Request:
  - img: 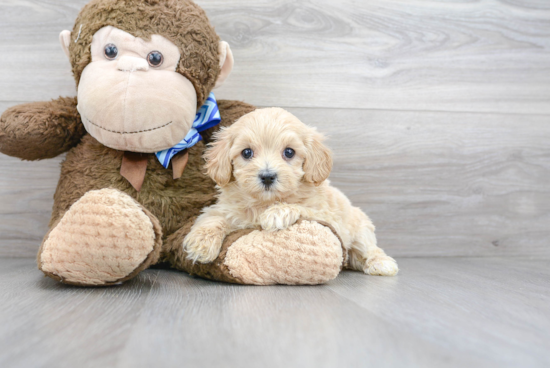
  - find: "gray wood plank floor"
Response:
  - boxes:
[0,257,548,368]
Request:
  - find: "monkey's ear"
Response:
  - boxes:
[59,30,72,59]
[214,41,234,89]
[204,128,234,187]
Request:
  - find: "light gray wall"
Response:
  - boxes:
[1,0,549,257]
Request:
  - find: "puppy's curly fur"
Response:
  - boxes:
[184,108,398,276]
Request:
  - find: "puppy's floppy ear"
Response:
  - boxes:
[205,128,233,186]
[303,129,333,185]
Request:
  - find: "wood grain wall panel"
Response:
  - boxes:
[0,101,63,256]
[0,1,549,113]
[1,102,548,257]
[0,1,548,257]
[288,108,550,258]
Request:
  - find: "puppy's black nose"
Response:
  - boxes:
[259,173,277,187]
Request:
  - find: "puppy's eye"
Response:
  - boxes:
[147,51,164,67]
[104,44,118,60]
[284,148,295,159]
[242,148,253,159]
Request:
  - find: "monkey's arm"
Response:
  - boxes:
[0,97,86,160]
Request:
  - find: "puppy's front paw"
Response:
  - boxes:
[183,227,225,264]
[260,204,301,231]
[364,255,399,276]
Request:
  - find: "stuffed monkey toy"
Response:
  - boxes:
[0,0,345,286]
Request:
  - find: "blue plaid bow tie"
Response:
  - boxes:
[156,92,221,168]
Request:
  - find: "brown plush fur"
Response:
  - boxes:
[50,99,256,240]
[0,0,347,286]
[0,97,86,160]
[32,98,254,285]
[69,0,221,107]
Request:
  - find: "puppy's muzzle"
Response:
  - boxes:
[259,172,277,189]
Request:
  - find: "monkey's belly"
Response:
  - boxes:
[50,134,217,239]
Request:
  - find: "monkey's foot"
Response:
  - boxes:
[224,220,343,285]
[176,220,344,285]
[38,188,163,286]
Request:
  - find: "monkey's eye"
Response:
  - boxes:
[284,148,295,159]
[147,51,164,67]
[104,44,118,60]
[241,148,253,160]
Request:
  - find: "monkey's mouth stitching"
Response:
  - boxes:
[82,115,173,135]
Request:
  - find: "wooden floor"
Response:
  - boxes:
[1,1,549,367]
[0,257,548,368]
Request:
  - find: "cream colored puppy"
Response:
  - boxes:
[183,108,398,276]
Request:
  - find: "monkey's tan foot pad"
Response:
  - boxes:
[38,188,163,286]
[224,220,344,285]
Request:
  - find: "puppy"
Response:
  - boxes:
[183,108,398,276]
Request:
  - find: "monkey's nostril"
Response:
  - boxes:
[259,173,277,187]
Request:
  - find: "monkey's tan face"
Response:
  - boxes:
[76,26,197,152]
